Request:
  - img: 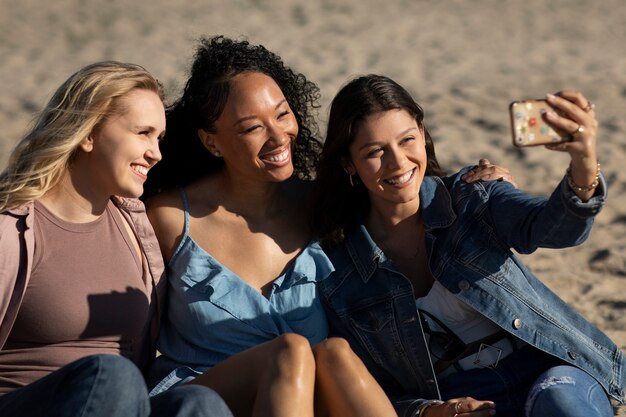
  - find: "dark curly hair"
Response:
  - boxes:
[310,74,445,247]
[144,35,322,197]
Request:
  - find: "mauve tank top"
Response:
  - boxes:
[0,200,152,394]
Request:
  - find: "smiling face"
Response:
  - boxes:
[347,109,427,210]
[200,71,299,183]
[82,88,165,199]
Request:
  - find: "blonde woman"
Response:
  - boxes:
[0,61,232,417]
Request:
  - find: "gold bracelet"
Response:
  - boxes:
[566,161,600,192]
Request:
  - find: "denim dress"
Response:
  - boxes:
[149,190,334,395]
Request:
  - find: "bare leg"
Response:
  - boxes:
[190,333,316,417]
[313,338,397,417]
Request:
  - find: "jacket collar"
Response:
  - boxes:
[111,196,146,213]
[344,175,457,283]
[419,175,457,231]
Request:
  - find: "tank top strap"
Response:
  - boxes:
[178,187,190,236]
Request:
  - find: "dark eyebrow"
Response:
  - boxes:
[232,99,288,127]
[357,126,418,151]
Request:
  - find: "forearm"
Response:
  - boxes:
[488,172,606,254]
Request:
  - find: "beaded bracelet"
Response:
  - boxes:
[566,161,600,193]
[416,400,445,417]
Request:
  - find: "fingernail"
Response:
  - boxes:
[546,93,556,100]
[545,111,556,119]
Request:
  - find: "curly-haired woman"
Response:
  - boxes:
[143,36,399,417]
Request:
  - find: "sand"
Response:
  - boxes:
[1,0,625,412]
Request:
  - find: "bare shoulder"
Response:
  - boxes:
[145,188,185,262]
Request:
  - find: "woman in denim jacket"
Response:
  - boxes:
[310,74,624,417]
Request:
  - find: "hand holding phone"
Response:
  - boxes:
[509,99,565,147]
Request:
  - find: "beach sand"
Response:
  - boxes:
[1,0,625,412]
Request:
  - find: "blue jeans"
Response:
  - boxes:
[0,355,233,417]
[438,346,613,417]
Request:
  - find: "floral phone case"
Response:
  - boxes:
[509,99,563,147]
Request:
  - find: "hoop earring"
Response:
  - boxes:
[349,174,356,187]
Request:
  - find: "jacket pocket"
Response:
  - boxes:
[347,298,405,366]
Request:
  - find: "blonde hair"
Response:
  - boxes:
[0,61,164,212]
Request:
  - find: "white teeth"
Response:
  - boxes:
[263,148,289,162]
[385,169,413,185]
[131,165,148,176]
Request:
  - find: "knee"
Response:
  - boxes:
[313,337,354,368]
[271,333,315,376]
[525,365,612,417]
[274,333,315,362]
[68,355,142,380]
[88,355,146,389]
[59,355,149,414]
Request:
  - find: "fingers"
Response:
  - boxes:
[437,397,496,417]
[542,91,597,160]
[544,92,596,132]
[555,90,596,118]
[462,161,518,188]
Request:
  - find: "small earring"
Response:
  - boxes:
[213,150,221,157]
[343,167,357,187]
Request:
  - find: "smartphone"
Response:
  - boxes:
[509,99,564,147]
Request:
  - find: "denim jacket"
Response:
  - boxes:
[319,167,625,417]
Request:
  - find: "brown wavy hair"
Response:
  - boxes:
[310,74,445,246]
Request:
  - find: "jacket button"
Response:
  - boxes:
[458,280,470,291]
[512,318,523,329]
[568,351,578,360]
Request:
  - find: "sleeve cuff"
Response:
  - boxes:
[559,172,607,218]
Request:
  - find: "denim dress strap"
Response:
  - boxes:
[165,187,192,265]
[178,187,190,237]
